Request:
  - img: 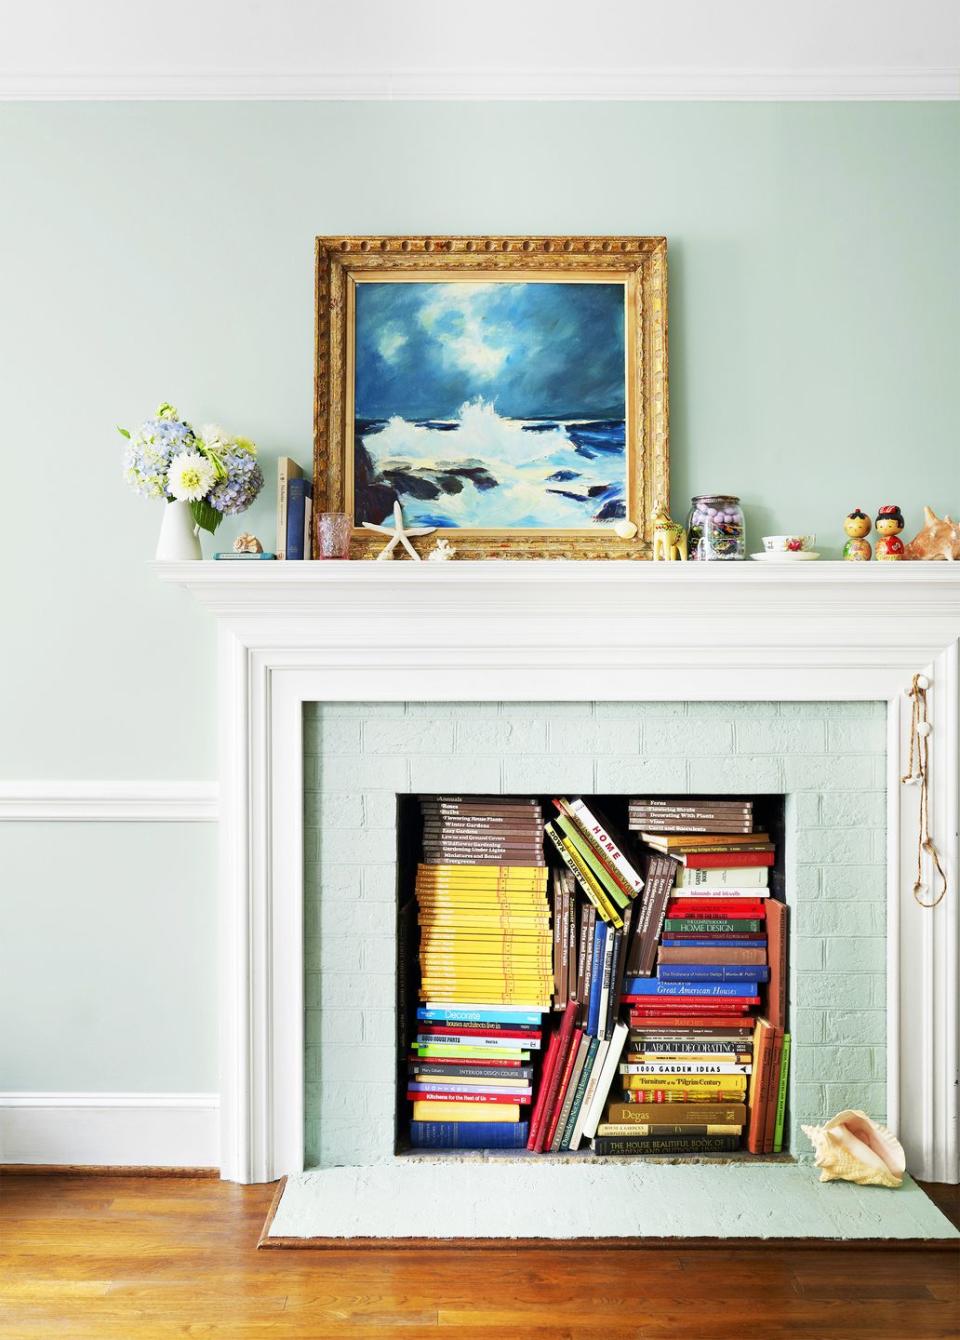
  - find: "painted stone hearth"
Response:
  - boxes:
[302,699,886,1169]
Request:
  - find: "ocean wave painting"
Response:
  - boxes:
[353,281,627,529]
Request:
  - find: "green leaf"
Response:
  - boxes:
[117,426,131,438]
[190,499,223,534]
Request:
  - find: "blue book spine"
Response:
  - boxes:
[416,1007,542,1026]
[661,939,767,949]
[586,920,607,1036]
[658,965,770,982]
[409,1121,530,1149]
[286,478,312,560]
[623,978,760,997]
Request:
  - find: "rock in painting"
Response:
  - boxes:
[904,506,960,561]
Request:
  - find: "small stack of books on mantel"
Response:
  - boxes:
[409,797,552,1150]
[588,796,790,1157]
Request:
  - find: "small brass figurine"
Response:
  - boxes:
[651,498,687,561]
[875,505,905,561]
[842,508,872,561]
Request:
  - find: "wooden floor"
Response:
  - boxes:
[0,1173,957,1339]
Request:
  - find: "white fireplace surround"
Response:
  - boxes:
[158,561,960,1185]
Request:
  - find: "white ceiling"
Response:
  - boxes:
[1,0,957,99]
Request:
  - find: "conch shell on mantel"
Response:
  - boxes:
[904,507,960,561]
[802,1110,906,1188]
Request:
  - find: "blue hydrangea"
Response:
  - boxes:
[207,445,265,515]
[122,406,197,500]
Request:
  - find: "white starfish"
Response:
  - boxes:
[362,501,436,562]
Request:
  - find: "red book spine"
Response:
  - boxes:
[746,1024,775,1153]
[667,901,766,917]
[526,1001,574,1150]
[408,1090,524,1105]
[532,1001,579,1153]
[683,851,775,869]
[415,1055,521,1067]
[424,1025,541,1041]
[622,998,759,1010]
[629,1015,756,1029]
[543,1027,584,1150]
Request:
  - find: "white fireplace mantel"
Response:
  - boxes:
[157,561,960,1184]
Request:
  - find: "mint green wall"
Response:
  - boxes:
[0,102,954,1094]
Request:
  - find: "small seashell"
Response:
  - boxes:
[802,1110,905,1189]
[426,537,457,562]
[614,520,638,540]
[234,532,263,554]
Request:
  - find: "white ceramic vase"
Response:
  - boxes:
[155,500,202,561]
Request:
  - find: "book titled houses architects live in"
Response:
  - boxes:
[406,792,789,1157]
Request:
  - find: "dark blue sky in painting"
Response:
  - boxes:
[354,281,626,421]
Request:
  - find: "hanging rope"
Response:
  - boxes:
[901,673,948,908]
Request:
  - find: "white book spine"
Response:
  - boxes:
[581,1022,629,1140]
[570,799,644,893]
[675,865,769,889]
[670,888,770,898]
[619,1062,752,1075]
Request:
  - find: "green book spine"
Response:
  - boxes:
[773,1032,791,1152]
[559,1036,600,1150]
[663,919,763,933]
[556,815,630,910]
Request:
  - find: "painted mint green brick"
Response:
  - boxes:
[502,755,594,793]
[796,827,883,866]
[792,1009,826,1044]
[457,718,547,754]
[643,718,731,756]
[790,864,821,902]
[825,938,887,973]
[361,865,399,900]
[547,719,640,755]
[310,702,405,718]
[596,700,686,718]
[794,938,825,971]
[362,938,396,974]
[795,793,821,827]
[408,754,502,792]
[364,718,455,754]
[794,1082,827,1120]
[595,756,686,792]
[320,1043,393,1083]
[304,793,364,830]
[735,718,826,754]
[827,717,887,755]
[301,864,362,911]
[819,792,886,828]
[407,701,500,718]
[315,756,410,793]
[500,701,595,719]
[305,718,362,754]
[797,973,884,1010]
[305,1083,368,1119]
[823,1010,887,1046]
[795,1045,880,1083]
[319,937,363,972]
[784,754,885,791]
[363,793,398,829]
[694,701,779,720]
[820,865,886,902]
[824,1081,886,1117]
[318,826,395,865]
[687,755,782,792]
[781,701,882,723]
[318,972,394,1010]
[803,903,885,936]
[310,1009,356,1044]
[361,1010,396,1045]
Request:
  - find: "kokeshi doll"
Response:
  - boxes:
[875,505,905,560]
[842,508,872,561]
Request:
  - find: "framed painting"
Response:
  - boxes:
[314,236,668,558]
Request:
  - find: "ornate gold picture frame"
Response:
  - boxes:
[314,236,668,559]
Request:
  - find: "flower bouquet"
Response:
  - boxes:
[120,403,264,558]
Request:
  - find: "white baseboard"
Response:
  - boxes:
[0,1093,219,1168]
[0,782,219,822]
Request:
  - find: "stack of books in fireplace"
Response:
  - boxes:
[408,796,552,1150]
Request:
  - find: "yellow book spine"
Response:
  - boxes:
[418,864,548,880]
[622,1075,747,1091]
[412,1101,520,1123]
[559,837,622,927]
[415,1045,527,1059]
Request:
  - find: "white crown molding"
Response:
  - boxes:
[0,1093,219,1167]
[1,66,957,102]
[0,781,219,822]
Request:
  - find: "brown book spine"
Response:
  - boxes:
[606,1101,747,1125]
[765,898,788,1032]
[657,947,767,965]
[746,1022,775,1154]
[625,855,677,978]
[762,1030,784,1154]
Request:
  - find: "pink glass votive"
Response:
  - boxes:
[316,511,352,559]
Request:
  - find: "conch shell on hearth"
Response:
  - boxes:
[904,507,960,561]
[801,1110,905,1188]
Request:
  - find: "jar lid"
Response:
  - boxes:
[691,494,740,503]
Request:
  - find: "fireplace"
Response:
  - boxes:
[158,561,960,1185]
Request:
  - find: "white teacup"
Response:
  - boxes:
[763,534,816,553]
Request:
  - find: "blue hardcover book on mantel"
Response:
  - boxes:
[661,939,766,950]
[286,477,312,560]
[417,1007,542,1026]
[586,919,607,1036]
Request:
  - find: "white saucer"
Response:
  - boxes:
[750,550,821,562]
